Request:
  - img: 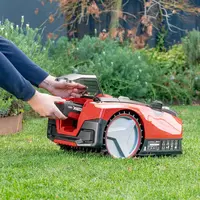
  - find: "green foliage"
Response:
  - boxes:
[51,36,154,100]
[0,90,12,117]
[0,18,53,73]
[182,30,200,65]
[0,89,24,117]
[155,26,168,52]
[146,44,186,71]
[51,36,195,104]
[144,44,195,104]
[1,18,199,105]
[47,36,155,101]
[47,37,76,76]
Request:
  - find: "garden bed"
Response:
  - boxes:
[0,113,23,135]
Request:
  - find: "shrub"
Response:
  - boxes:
[0,18,53,73]
[47,37,76,76]
[0,89,24,117]
[145,44,186,72]
[0,18,197,105]
[50,36,195,104]
[150,66,195,104]
[62,36,154,101]
[47,36,121,76]
[182,30,200,65]
[143,44,196,104]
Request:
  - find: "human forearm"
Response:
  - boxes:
[0,52,35,101]
[0,36,48,87]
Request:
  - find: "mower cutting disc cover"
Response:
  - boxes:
[47,74,183,158]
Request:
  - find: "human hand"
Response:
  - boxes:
[27,91,67,120]
[39,75,87,98]
[50,79,87,98]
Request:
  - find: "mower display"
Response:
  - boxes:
[47,74,183,158]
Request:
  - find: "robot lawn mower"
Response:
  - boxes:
[47,74,183,158]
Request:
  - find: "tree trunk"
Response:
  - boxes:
[109,0,122,38]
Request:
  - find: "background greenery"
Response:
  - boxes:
[1,18,200,116]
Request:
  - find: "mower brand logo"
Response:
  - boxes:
[73,106,82,112]
[68,105,82,112]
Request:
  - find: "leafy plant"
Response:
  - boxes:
[0,17,53,74]
[48,35,197,104]
[142,44,196,104]
[1,18,198,105]
[155,25,168,52]
[0,89,24,117]
[67,36,155,101]
[0,92,12,117]
[182,30,200,65]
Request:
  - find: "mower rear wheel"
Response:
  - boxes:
[105,111,142,158]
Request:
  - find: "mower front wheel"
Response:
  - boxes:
[105,111,142,158]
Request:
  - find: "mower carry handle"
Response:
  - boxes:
[55,101,82,118]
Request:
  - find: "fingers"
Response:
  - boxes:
[55,80,87,89]
[76,83,87,89]
[52,97,67,120]
[28,91,68,120]
[72,88,88,94]
[72,88,84,94]
[70,93,82,98]
[47,113,66,120]
[44,108,67,120]
[48,105,67,120]
[64,81,87,89]
[54,96,66,103]
[53,109,67,120]
[46,113,57,119]
[45,96,67,120]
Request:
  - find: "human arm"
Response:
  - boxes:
[0,51,66,120]
[0,36,87,98]
[0,36,86,119]
[0,36,48,87]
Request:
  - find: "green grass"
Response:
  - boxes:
[0,106,200,200]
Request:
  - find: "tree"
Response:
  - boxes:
[39,0,200,48]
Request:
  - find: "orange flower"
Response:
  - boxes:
[49,14,55,23]
[47,33,53,39]
[87,1,100,18]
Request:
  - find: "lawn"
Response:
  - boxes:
[0,106,200,200]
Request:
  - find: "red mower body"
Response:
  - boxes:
[47,74,183,158]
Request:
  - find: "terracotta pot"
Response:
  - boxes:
[0,113,23,135]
